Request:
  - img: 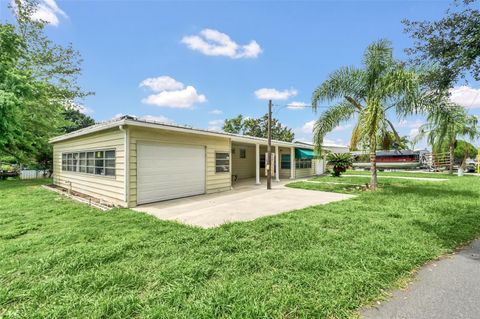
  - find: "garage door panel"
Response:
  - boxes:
[137,143,206,204]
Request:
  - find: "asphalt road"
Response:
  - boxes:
[362,239,480,319]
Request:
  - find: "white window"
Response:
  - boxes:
[215,152,230,173]
[61,150,116,176]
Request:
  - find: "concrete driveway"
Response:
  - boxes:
[133,179,354,228]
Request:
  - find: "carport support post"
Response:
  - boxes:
[267,100,272,190]
[255,143,261,184]
[290,147,295,179]
[275,145,280,182]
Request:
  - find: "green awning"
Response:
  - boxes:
[295,148,314,159]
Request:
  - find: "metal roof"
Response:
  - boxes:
[294,141,349,149]
[49,116,312,149]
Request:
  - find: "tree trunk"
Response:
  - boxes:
[449,143,454,174]
[461,148,469,170]
[370,151,378,189]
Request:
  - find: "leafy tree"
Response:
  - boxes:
[0,0,89,165]
[403,0,480,90]
[453,140,477,168]
[222,114,295,142]
[222,115,244,134]
[62,107,96,133]
[416,104,479,173]
[312,40,420,189]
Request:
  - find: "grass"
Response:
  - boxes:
[342,169,455,179]
[1,174,479,318]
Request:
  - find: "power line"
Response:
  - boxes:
[271,103,331,115]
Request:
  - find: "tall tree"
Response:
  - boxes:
[0,0,89,164]
[453,140,478,168]
[62,107,96,133]
[312,40,420,189]
[222,114,295,142]
[403,0,480,91]
[222,115,244,134]
[416,104,478,173]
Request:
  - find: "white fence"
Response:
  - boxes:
[20,170,49,180]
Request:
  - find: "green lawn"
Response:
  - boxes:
[1,175,479,318]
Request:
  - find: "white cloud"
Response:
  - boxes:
[449,86,480,109]
[300,120,316,134]
[397,119,424,129]
[208,119,224,131]
[254,88,298,100]
[74,104,93,114]
[63,101,93,114]
[140,76,206,109]
[396,119,425,140]
[16,0,67,26]
[409,128,420,139]
[209,109,223,115]
[287,101,308,110]
[139,76,184,92]
[333,124,352,132]
[182,28,262,59]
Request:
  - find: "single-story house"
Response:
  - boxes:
[49,116,327,208]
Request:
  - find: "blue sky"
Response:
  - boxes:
[1,0,479,148]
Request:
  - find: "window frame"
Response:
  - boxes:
[295,158,312,169]
[260,154,266,168]
[61,148,116,177]
[281,154,291,169]
[215,151,230,173]
[239,148,246,159]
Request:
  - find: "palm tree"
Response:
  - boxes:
[416,104,478,174]
[311,40,420,189]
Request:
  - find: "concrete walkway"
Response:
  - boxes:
[343,174,448,181]
[134,179,354,228]
[362,239,480,319]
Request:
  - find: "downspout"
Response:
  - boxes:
[119,125,129,206]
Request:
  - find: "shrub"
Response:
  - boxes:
[326,153,353,177]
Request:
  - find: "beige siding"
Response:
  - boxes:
[128,127,231,207]
[295,166,315,178]
[279,147,293,179]
[52,128,126,207]
[231,145,255,179]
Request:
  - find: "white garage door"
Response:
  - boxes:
[137,143,206,204]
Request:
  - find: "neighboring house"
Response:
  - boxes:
[294,141,349,175]
[49,116,318,207]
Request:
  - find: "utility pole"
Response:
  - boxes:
[267,100,272,190]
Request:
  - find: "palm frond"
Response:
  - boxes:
[313,101,357,154]
[386,119,401,144]
[311,66,365,110]
[349,120,362,151]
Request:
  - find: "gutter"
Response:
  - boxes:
[118,125,129,205]
[49,117,311,149]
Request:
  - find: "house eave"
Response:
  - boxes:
[49,117,313,149]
